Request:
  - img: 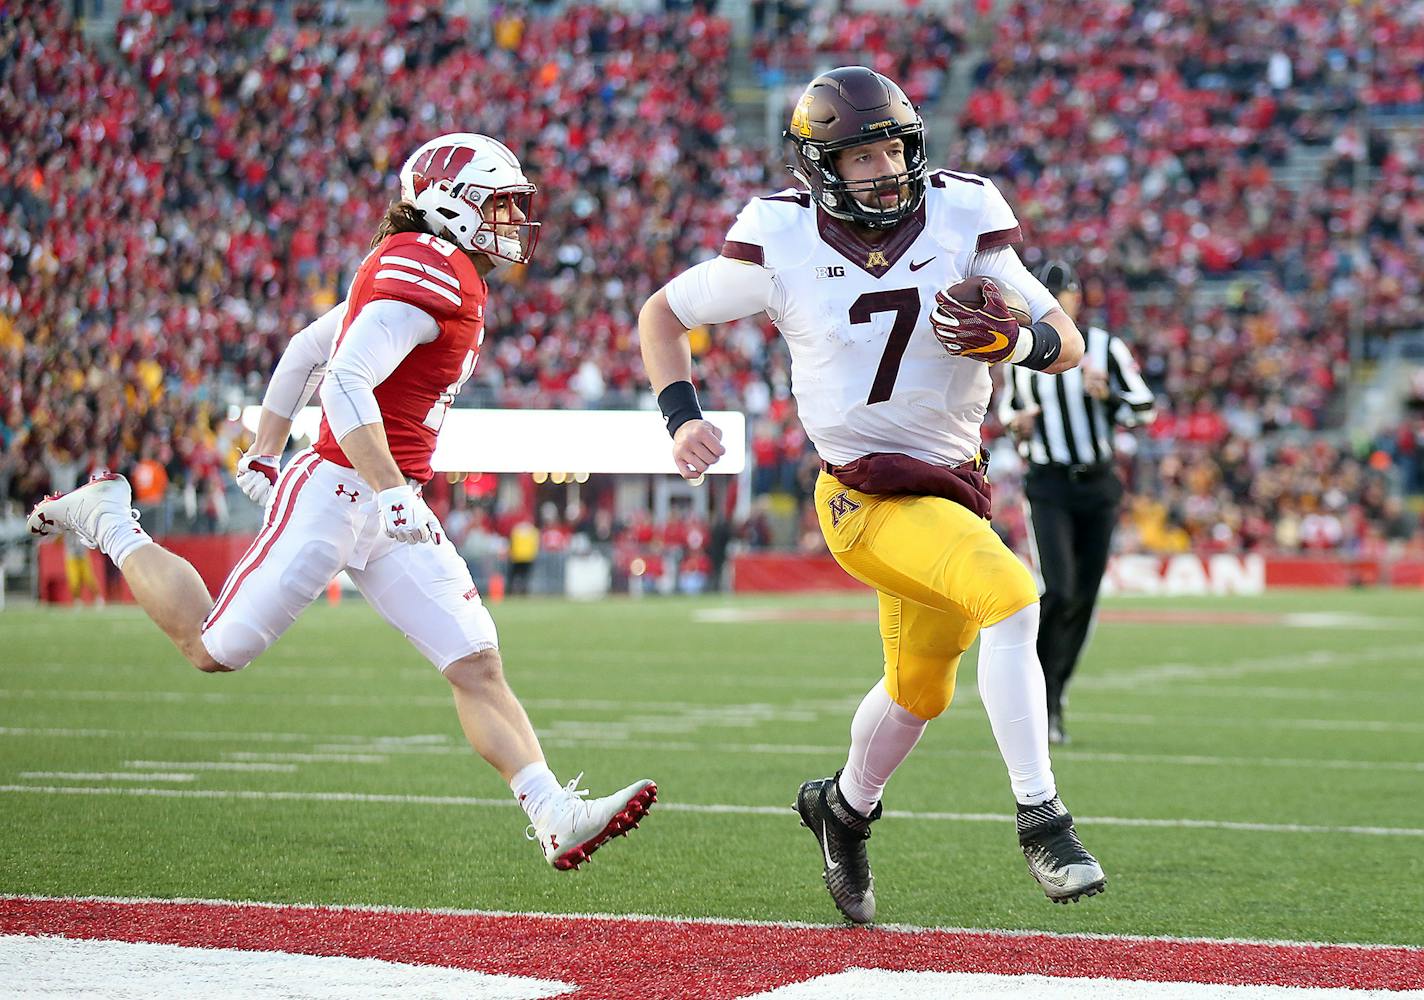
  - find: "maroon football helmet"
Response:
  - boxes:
[784,66,928,229]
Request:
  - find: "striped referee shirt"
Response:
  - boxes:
[999,326,1156,467]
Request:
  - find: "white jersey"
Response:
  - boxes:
[666,170,1058,466]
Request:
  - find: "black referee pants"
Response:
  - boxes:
[1024,465,1123,717]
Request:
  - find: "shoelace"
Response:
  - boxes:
[1028,827,1096,867]
[68,504,139,550]
[524,772,591,842]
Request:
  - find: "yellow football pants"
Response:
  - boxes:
[65,551,100,602]
[815,470,1038,721]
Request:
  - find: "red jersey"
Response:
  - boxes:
[314,231,487,482]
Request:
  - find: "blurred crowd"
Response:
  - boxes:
[2,0,1421,577]
[749,3,969,110]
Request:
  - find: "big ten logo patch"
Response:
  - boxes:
[826,489,862,528]
[815,265,846,279]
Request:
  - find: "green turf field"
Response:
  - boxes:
[2,590,1421,945]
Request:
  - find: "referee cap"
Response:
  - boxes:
[1036,259,1080,296]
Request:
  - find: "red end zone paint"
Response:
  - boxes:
[2,897,1421,999]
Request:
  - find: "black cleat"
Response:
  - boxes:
[794,772,880,924]
[1017,795,1106,903]
[1047,712,1069,746]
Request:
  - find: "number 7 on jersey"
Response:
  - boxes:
[854,288,922,405]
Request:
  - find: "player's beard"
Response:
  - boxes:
[853,182,910,213]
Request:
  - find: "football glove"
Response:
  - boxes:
[235,452,281,506]
[930,277,1022,365]
[376,484,442,545]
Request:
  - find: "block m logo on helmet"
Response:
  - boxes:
[407,145,478,197]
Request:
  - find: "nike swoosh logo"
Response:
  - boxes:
[820,819,839,871]
[965,331,1010,356]
[909,257,936,272]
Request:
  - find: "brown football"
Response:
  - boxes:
[944,277,1032,325]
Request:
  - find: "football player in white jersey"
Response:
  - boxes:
[639,67,1106,922]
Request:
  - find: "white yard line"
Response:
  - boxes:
[0,725,331,743]
[0,784,1419,838]
[1101,684,1403,704]
[3,726,1419,776]
[222,752,390,764]
[0,688,455,709]
[539,736,1424,774]
[1069,712,1424,734]
[1086,646,1417,689]
[16,772,196,783]
[4,690,1420,735]
[124,760,299,773]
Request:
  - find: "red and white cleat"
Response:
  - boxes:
[527,775,657,871]
[27,473,139,549]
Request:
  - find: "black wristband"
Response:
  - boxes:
[1019,320,1063,371]
[657,380,703,438]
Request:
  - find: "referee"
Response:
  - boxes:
[1000,260,1156,745]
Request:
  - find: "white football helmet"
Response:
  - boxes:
[399,133,540,265]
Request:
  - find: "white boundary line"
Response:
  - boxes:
[2,893,1419,953]
[1,784,1419,838]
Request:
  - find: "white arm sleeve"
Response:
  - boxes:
[663,256,780,329]
[970,246,1059,323]
[320,299,440,441]
[261,302,345,419]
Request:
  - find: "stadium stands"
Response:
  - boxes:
[2,0,1420,583]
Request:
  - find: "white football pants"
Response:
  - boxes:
[199,449,497,671]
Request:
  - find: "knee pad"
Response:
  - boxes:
[885,651,964,721]
[199,621,263,671]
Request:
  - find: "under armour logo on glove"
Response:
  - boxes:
[376,486,440,544]
[235,452,281,506]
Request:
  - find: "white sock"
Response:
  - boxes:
[839,681,928,817]
[97,513,153,571]
[977,603,1056,805]
[510,761,563,824]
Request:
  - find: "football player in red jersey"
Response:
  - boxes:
[28,134,655,870]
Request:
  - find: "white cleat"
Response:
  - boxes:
[526,774,657,871]
[27,473,139,549]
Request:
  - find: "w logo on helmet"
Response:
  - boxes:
[407,145,477,196]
